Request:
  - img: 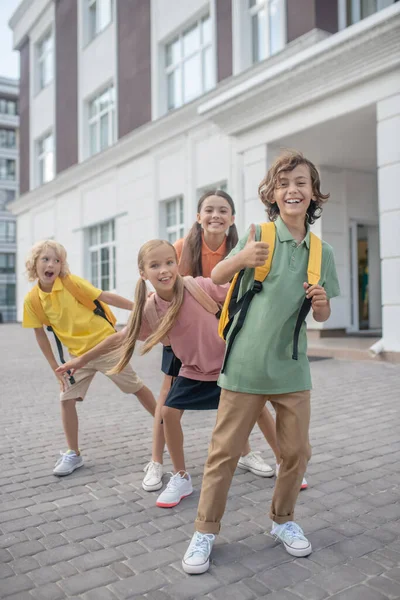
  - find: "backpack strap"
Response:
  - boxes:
[253,222,276,282]
[62,275,117,328]
[29,285,51,327]
[292,232,323,360]
[183,276,221,316]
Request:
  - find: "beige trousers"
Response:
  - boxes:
[195,388,311,533]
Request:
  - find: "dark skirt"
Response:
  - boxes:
[165,376,220,410]
[161,346,182,377]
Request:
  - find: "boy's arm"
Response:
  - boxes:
[55,329,127,375]
[97,291,133,311]
[304,283,331,322]
[212,224,269,285]
[34,328,69,391]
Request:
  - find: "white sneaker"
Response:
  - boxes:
[275,463,308,490]
[53,450,83,476]
[142,461,163,492]
[156,472,193,508]
[238,451,274,477]
[271,521,312,557]
[182,532,215,574]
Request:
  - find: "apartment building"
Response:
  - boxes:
[9,0,400,355]
[0,77,19,323]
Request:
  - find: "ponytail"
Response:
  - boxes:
[178,222,203,277]
[225,223,239,255]
[109,278,148,374]
[142,275,185,353]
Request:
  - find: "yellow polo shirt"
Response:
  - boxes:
[23,274,115,356]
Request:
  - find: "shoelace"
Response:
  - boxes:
[165,472,187,491]
[187,533,212,558]
[144,461,162,478]
[56,451,77,464]
[281,522,306,542]
[247,451,265,464]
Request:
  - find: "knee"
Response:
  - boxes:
[161,405,178,423]
[282,443,311,465]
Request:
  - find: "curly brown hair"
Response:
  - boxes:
[258,150,329,224]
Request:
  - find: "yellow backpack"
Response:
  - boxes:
[28,275,117,383]
[218,222,322,373]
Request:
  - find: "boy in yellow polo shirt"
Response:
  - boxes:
[23,240,156,477]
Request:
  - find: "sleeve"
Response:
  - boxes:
[22,294,43,329]
[69,274,102,301]
[174,238,185,263]
[195,277,230,304]
[321,246,341,300]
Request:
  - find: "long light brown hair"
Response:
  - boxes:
[178,190,238,277]
[110,240,185,374]
[258,150,329,224]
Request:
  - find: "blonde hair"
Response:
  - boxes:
[258,150,329,224]
[25,240,70,282]
[110,240,185,374]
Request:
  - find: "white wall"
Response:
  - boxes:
[29,2,55,189]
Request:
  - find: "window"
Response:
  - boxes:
[0,253,16,274]
[87,0,113,42]
[0,98,18,116]
[249,0,285,63]
[0,190,15,211]
[0,221,16,243]
[342,0,396,26]
[0,129,16,149]
[165,15,214,111]
[37,133,54,185]
[165,197,184,243]
[88,86,115,157]
[37,30,53,91]
[88,220,116,290]
[0,159,16,181]
[0,284,16,306]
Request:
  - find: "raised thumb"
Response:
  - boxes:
[247,224,256,244]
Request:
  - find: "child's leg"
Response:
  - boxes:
[135,384,157,416]
[61,398,79,453]
[195,390,266,534]
[269,391,311,524]
[151,374,171,464]
[162,405,185,473]
[256,405,280,463]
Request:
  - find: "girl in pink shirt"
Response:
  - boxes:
[58,239,280,508]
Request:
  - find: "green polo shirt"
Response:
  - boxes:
[218,217,341,395]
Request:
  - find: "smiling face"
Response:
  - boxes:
[36,247,62,290]
[140,244,179,300]
[271,164,314,221]
[197,195,235,235]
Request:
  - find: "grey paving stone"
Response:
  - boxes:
[28,565,61,585]
[329,584,388,600]
[163,573,221,600]
[64,522,112,542]
[366,575,400,597]
[30,583,66,600]
[125,547,177,572]
[36,543,88,566]
[257,562,313,591]
[287,580,329,600]
[110,570,168,598]
[97,525,147,547]
[8,539,44,558]
[0,573,34,597]
[211,581,256,600]
[83,588,118,600]
[58,566,118,596]
[10,555,40,574]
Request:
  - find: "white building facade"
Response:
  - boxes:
[9,0,400,357]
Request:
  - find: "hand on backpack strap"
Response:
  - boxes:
[304,282,328,309]
[239,224,270,269]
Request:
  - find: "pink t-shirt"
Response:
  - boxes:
[140,277,229,381]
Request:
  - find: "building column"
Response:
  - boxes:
[377,93,400,353]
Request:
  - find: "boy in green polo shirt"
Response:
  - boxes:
[182,150,340,574]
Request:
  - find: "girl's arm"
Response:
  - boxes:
[97,291,133,311]
[55,329,127,375]
[34,328,69,391]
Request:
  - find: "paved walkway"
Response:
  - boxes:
[1,324,400,600]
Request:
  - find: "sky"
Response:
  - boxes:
[0,0,21,80]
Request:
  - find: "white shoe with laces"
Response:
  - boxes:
[182,531,215,574]
[142,461,163,491]
[156,472,193,508]
[275,462,308,490]
[271,521,312,557]
[237,451,275,477]
[53,450,83,476]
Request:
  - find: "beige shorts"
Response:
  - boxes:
[60,349,143,402]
